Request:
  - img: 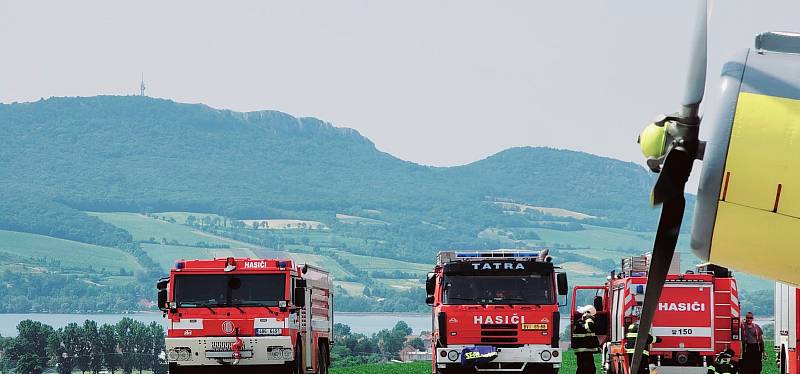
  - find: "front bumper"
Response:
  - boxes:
[651,367,709,374]
[166,336,293,366]
[436,345,561,371]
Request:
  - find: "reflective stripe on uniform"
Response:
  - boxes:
[625,349,649,356]
[573,333,596,338]
[574,347,600,353]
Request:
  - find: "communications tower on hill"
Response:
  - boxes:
[140,73,146,96]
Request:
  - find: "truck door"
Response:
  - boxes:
[610,287,625,343]
[572,285,609,344]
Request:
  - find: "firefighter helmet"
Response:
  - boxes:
[578,305,597,316]
[627,322,639,333]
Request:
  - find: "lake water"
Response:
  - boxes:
[0,313,432,337]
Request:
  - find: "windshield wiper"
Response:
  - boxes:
[201,303,217,314]
[238,301,278,306]
[445,297,477,302]
[177,302,218,313]
[491,296,526,305]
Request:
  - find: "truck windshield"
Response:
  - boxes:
[174,274,286,307]
[442,274,554,305]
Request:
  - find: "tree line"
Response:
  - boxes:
[0,269,150,314]
[0,318,165,374]
[1,318,423,372]
[331,321,425,367]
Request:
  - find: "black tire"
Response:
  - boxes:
[168,363,181,374]
[781,344,788,374]
[294,341,304,374]
[318,343,329,374]
[436,368,472,374]
[605,354,616,374]
[522,364,557,374]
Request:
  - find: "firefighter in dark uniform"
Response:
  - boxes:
[625,322,661,374]
[708,348,738,374]
[572,305,600,374]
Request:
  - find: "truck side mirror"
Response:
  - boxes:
[293,287,306,308]
[557,273,568,296]
[425,273,436,295]
[425,295,435,306]
[156,278,169,312]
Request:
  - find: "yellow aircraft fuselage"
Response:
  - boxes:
[692,32,800,286]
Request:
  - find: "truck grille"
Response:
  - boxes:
[480,324,518,345]
[210,341,234,351]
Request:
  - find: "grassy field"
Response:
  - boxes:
[330,349,582,373]
[241,219,329,230]
[332,361,429,374]
[338,281,366,295]
[531,225,654,251]
[88,212,239,247]
[332,250,431,276]
[141,243,258,271]
[285,252,353,279]
[330,345,780,373]
[152,211,226,225]
[0,229,141,272]
[336,213,388,225]
[494,201,596,220]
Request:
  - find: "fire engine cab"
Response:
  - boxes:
[775,282,799,374]
[426,249,568,374]
[572,254,741,374]
[157,257,332,374]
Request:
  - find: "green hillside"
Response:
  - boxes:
[0,96,771,314]
[0,96,667,264]
[0,230,140,272]
[88,212,241,247]
[0,230,149,313]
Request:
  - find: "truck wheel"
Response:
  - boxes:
[781,344,787,374]
[168,363,180,374]
[604,351,615,374]
[436,368,471,374]
[292,342,304,374]
[519,364,555,374]
[318,343,329,374]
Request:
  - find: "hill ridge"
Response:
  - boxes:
[0,95,373,145]
[0,95,668,264]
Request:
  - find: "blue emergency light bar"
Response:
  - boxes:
[439,249,551,265]
[454,251,539,258]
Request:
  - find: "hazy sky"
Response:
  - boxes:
[2,1,799,191]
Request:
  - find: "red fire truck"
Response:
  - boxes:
[157,257,332,374]
[572,255,741,374]
[775,282,799,374]
[425,249,569,374]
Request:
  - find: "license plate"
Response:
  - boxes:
[255,328,282,336]
[522,323,548,330]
